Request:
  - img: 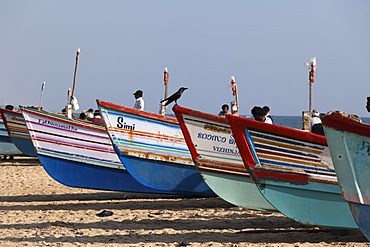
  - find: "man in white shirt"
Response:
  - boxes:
[263,106,273,124]
[133,90,144,110]
[311,109,324,135]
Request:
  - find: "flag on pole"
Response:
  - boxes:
[76,48,81,60]
[41,81,46,91]
[309,65,315,83]
[230,76,237,96]
[164,67,169,85]
[308,57,316,83]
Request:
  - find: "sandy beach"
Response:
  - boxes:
[0,157,368,247]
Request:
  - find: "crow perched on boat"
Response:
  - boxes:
[160,87,188,106]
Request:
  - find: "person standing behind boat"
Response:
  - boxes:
[91,109,103,125]
[218,104,230,117]
[133,90,144,110]
[366,97,370,112]
[311,109,324,135]
[86,108,94,120]
[263,106,273,124]
[251,106,266,122]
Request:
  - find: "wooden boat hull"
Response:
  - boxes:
[322,112,370,238]
[254,170,357,229]
[97,100,215,196]
[38,153,164,193]
[0,109,37,157]
[227,114,358,229]
[21,106,170,194]
[173,105,275,210]
[114,147,213,195]
[349,203,370,240]
[0,117,23,156]
[200,169,275,210]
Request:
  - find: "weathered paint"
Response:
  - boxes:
[322,112,370,239]
[21,106,170,194]
[227,113,358,229]
[97,100,214,196]
[0,108,37,156]
[173,105,276,211]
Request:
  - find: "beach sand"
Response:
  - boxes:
[0,157,368,247]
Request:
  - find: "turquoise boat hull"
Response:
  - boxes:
[256,176,358,229]
[200,169,275,211]
[0,119,23,156]
[322,112,370,238]
[227,113,359,229]
[173,105,275,211]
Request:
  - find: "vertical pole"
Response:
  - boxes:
[159,67,169,115]
[308,57,316,114]
[230,76,239,116]
[39,81,46,110]
[70,48,81,103]
[306,57,316,130]
[67,48,80,118]
[309,81,312,114]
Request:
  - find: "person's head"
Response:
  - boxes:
[366,97,370,112]
[263,106,270,115]
[88,108,94,113]
[5,105,14,111]
[79,112,87,120]
[312,109,320,117]
[133,90,143,99]
[221,104,229,112]
[94,109,100,117]
[251,106,265,122]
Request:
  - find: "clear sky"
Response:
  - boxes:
[1,1,369,116]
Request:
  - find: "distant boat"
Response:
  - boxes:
[0,108,37,157]
[97,100,215,196]
[322,111,370,238]
[0,112,23,156]
[226,113,358,229]
[20,106,171,194]
[173,105,275,211]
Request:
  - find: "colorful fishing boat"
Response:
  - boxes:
[322,111,370,238]
[0,112,23,157]
[173,105,275,210]
[226,113,358,229]
[20,106,171,194]
[0,108,37,157]
[97,100,215,196]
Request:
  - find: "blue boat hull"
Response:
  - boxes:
[350,203,370,240]
[0,136,23,156]
[116,149,215,196]
[10,137,37,157]
[38,154,172,194]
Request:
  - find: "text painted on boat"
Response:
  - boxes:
[197,132,239,155]
[204,124,231,134]
[38,119,77,131]
[116,117,135,130]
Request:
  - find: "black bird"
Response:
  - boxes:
[160,87,188,106]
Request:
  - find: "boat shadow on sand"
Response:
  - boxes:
[0,192,367,245]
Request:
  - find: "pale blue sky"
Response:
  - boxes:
[1,1,369,116]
